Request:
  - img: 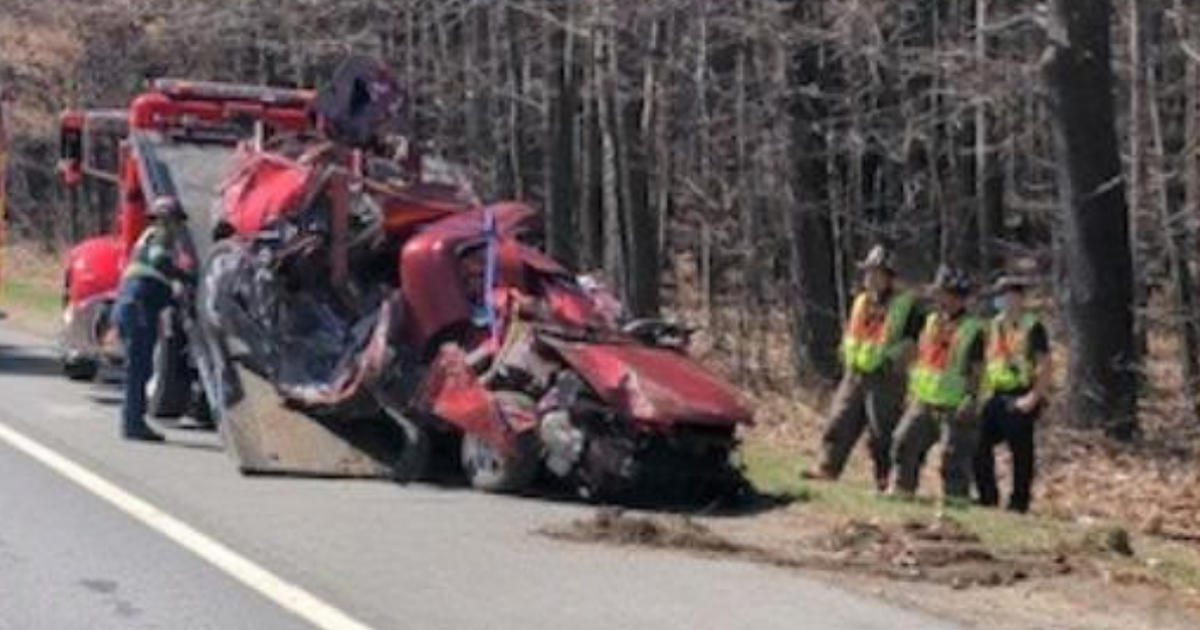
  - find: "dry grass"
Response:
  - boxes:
[1,241,63,335]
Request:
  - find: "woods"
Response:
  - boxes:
[1045,0,1136,437]
[4,0,1200,436]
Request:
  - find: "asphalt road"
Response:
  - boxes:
[0,323,959,630]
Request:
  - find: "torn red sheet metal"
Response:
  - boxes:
[542,337,754,429]
[411,344,537,454]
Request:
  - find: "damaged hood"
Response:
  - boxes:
[542,338,753,429]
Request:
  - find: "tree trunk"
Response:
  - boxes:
[544,1,578,270]
[503,1,526,199]
[784,7,841,382]
[622,17,660,317]
[1128,0,1152,364]
[579,13,604,271]
[974,0,1001,274]
[596,18,627,293]
[1045,0,1138,438]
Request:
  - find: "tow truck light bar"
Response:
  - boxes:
[152,79,314,108]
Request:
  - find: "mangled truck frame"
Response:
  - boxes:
[60,64,755,500]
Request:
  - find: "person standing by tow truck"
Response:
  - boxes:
[806,245,923,492]
[974,275,1051,513]
[113,199,191,442]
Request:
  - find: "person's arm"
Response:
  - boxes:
[891,299,926,371]
[960,331,986,419]
[903,299,927,341]
[1019,323,1052,411]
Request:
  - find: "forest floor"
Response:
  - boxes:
[6,241,1200,627]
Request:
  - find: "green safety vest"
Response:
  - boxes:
[841,290,917,374]
[908,312,984,408]
[123,225,173,286]
[982,312,1041,396]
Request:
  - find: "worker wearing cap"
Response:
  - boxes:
[891,266,985,503]
[112,201,190,442]
[806,245,924,491]
[974,275,1051,513]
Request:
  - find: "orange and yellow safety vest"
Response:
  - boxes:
[841,290,917,374]
[909,311,984,408]
[982,312,1041,395]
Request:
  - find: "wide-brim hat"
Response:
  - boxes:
[930,265,971,296]
[991,274,1036,294]
[857,245,895,272]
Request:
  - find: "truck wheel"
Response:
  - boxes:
[396,424,432,483]
[460,393,540,494]
[188,383,215,429]
[62,355,99,381]
[148,315,193,419]
[383,408,431,482]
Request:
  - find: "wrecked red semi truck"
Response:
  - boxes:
[195,128,753,499]
[56,80,314,408]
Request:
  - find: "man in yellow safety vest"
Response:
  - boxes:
[805,245,924,491]
[890,266,985,503]
[112,200,191,441]
[973,275,1050,513]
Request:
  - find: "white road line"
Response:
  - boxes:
[0,421,374,630]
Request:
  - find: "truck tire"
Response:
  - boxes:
[383,408,432,482]
[460,392,540,494]
[62,355,99,381]
[188,384,215,429]
[148,313,193,419]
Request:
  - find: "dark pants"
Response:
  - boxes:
[114,277,172,437]
[818,368,906,484]
[973,394,1037,513]
[891,402,979,500]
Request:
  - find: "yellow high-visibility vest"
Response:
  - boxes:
[909,312,984,408]
[841,290,916,374]
[122,226,172,286]
[982,312,1041,395]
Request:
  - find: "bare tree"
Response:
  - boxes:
[1045,0,1138,438]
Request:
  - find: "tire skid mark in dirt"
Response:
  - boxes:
[541,508,1073,590]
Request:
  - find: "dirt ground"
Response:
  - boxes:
[543,507,1200,630]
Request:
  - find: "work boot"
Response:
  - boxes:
[123,427,165,442]
[800,465,837,481]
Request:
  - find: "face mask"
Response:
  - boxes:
[992,295,1008,312]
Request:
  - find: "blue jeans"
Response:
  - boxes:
[114,277,171,436]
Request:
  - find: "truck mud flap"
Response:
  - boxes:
[218,363,406,478]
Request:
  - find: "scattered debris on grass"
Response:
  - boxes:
[542,509,1071,591]
[544,508,742,554]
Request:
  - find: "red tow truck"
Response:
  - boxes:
[56,80,312,418]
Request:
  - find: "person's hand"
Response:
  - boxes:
[955,399,976,423]
[1015,392,1040,414]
